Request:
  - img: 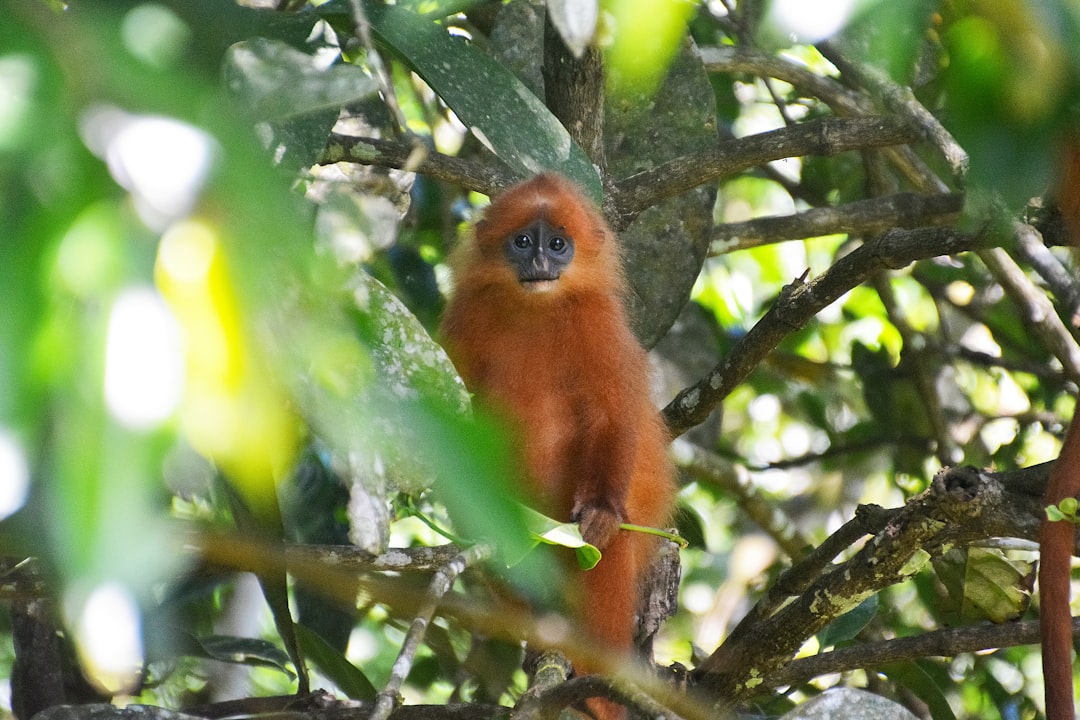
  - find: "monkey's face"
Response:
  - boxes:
[503,218,575,293]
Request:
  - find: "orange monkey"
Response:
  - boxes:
[439,173,676,719]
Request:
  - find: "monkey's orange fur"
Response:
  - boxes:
[439,173,676,718]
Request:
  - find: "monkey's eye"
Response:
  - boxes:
[513,234,532,249]
[549,237,567,252]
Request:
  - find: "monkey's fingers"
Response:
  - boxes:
[573,505,624,550]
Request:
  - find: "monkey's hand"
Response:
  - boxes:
[571,501,625,550]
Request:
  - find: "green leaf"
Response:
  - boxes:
[364,4,600,200]
[817,595,878,649]
[933,547,1031,625]
[1046,504,1068,522]
[224,38,378,121]
[960,547,1032,623]
[295,623,377,700]
[521,507,601,570]
[880,661,957,720]
[194,634,296,677]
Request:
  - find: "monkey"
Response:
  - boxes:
[1040,138,1080,720]
[438,172,677,720]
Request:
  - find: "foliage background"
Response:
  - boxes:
[2,1,1080,719]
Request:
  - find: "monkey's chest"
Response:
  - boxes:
[479,370,586,516]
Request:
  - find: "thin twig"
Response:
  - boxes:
[371,544,493,720]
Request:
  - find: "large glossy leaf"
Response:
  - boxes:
[365,3,601,199]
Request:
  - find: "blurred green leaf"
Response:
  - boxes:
[601,0,696,98]
[937,2,1080,209]
[225,38,378,121]
[839,0,937,82]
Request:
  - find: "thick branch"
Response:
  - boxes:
[613,116,923,223]
[542,13,606,171]
[663,226,983,438]
[692,464,1048,708]
[711,192,964,253]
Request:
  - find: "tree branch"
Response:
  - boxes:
[818,40,969,181]
[1011,221,1080,328]
[767,618,1080,691]
[542,13,606,172]
[613,116,923,224]
[663,226,983,439]
[978,242,1080,386]
[697,46,951,195]
[691,464,1050,709]
[371,544,493,720]
[284,543,464,574]
[710,192,964,253]
[697,45,865,116]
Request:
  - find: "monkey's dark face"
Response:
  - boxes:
[503,218,575,293]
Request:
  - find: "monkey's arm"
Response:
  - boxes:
[568,322,646,550]
[571,414,637,550]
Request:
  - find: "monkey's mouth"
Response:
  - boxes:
[520,275,560,292]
